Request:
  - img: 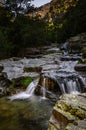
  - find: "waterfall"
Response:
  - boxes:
[9,79,39,101]
[59,77,82,94]
[61,83,66,94]
[26,82,35,95]
[42,77,46,99]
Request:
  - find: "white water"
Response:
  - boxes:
[61,83,66,94]
[26,82,35,94]
[42,78,46,99]
[9,79,39,101]
[60,79,81,94]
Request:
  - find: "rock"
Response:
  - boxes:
[74,58,86,71]
[0,65,4,72]
[74,64,86,71]
[0,72,11,97]
[60,55,81,61]
[35,75,61,97]
[10,76,33,94]
[18,48,42,58]
[23,66,42,73]
[48,93,86,130]
[67,33,86,53]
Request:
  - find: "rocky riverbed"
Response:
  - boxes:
[0,36,86,130]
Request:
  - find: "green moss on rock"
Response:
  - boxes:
[9,76,33,94]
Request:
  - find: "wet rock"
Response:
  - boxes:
[46,48,60,53]
[10,76,33,94]
[35,75,61,96]
[74,58,86,71]
[48,93,86,130]
[75,64,86,71]
[0,65,4,72]
[0,73,11,97]
[60,55,81,61]
[23,66,42,73]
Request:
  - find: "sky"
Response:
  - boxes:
[31,0,52,7]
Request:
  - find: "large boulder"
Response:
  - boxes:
[48,93,86,130]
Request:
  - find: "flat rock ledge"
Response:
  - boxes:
[48,93,86,130]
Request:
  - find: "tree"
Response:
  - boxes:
[1,0,33,17]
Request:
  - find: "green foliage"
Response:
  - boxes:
[0,29,15,58]
[46,0,86,43]
[0,6,13,27]
[0,8,48,58]
[53,0,86,42]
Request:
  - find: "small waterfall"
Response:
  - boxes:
[42,77,46,99]
[60,83,66,94]
[26,82,35,95]
[59,76,82,94]
[9,79,38,100]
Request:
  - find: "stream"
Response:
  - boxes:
[0,45,86,130]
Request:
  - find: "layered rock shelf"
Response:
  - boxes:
[48,93,86,130]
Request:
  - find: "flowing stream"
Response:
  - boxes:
[0,45,86,130]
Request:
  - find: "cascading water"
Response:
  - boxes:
[9,79,39,100]
[60,77,81,94]
[58,74,84,94]
[26,82,35,95]
[45,68,85,95]
[42,77,46,99]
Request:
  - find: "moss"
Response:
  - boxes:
[76,110,86,119]
[10,76,33,90]
[21,77,32,88]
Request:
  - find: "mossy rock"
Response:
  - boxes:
[48,94,86,130]
[10,76,33,93]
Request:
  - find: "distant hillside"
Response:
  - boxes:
[25,2,51,18]
[26,0,86,43]
[46,0,78,22]
[26,0,78,21]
